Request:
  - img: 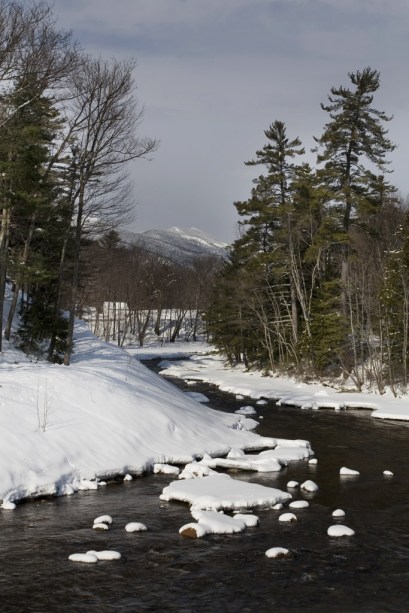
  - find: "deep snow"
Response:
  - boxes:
[0,318,298,507]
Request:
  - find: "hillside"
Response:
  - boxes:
[123,226,229,265]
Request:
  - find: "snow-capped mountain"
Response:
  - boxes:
[123,227,229,265]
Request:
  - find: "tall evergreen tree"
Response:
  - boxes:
[0,77,69,359]
[314,67,395,314]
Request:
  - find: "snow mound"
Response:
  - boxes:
[265,547,292,559]
[233,513,259,527]
[160,473,292,511]
[153,463,180,475]
[289,500,309,509]
[69,553,98,564]
[235,406,257,416]
[93,523,109,531]
[327,524,355,537]
[86,550,121,561]
[125,522,147,532]
[300,480,319,492]
[340,467,360,476]
[278,512,297,523]
[94,514,112,525]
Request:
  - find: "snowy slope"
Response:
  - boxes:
[0,319,275,506]
[123,226,228,264]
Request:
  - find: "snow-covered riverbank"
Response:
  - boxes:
[0,321,309,507]
[151,350,409,421]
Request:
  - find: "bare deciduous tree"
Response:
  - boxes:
[62,56,158,364]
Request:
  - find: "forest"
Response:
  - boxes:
[207,67,409,395]
[1,2,408,396]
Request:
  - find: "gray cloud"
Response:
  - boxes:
[51,0,409,242]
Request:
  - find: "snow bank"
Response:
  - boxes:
[158,352,409,421]
[0,321,294,506]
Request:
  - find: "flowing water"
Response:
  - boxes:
[1,364,408,612]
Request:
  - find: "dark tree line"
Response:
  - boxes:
[0,1,157,363]
[207,68,409,394]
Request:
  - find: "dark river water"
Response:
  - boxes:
[1,362,408,613]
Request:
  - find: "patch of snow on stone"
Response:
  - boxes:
[93,523,109,531]
[125,522,147,532]
[235,406,257,416]
[86,550,121,561]
[289,500,309,509]
[153,463,180,475]
[327,524,355,537]
[94,514,112,525]
[265,547,291,559]
[161,473,292,511]
[233,513,259,527]
[340,467,360,476]
[69,553,98,564]
[332,508,346,518]
[300,480,319,492]
[178,461,217,480]
[200,449,285,473]
[1,501,16,510]
[179,522,209,538]
[278,512,297,522]
[190,509,246,534]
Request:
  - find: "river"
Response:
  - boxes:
[0,363,408,612]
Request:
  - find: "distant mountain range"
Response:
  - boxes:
[122,227,229,265]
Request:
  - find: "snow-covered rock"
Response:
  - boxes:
[278,512,297,523]
[93,522,109,531]
[69,553,98,564]
[94,514,112,525]
[86,550,121,561]
[161,473,292,511]
[235,406,257,416]
[340,467,360,476]
[153,463,180,475]
[327,525,355,537]
[265,547,292,559]
[300,480,319,492]
[125,522,147,532]
[289,500,309,509]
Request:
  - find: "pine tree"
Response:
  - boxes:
[314,67,395,313]
[0,77,69,359]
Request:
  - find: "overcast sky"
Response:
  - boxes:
[51,0,409,243]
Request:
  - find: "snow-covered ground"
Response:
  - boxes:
[0,318,310,507]
[155,352,409,421]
